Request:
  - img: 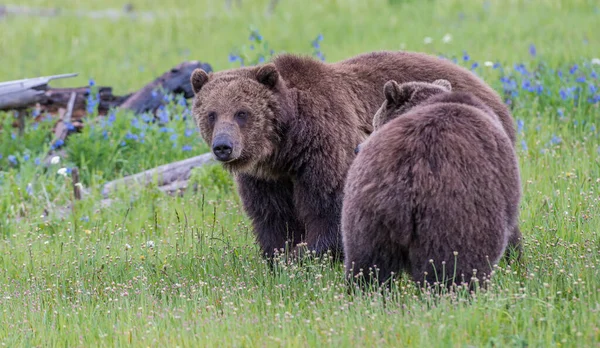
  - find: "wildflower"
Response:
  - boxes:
[493,62,501,69]
[442,33,452,43]
[517,119,524,133]
[8,155,17,165]
[462,51,469,61]
[108,111,116,124]
[89,79,95,86]
[11,133,16,140]
[146,240,155,248]
[484,61,494,67]
[34,158,40,166]
[53,139,65,149]
[550,135,562,145]
[170,134,178,142]
[521,139,528,151]
[120,141,126,147]
[569,64,578,75]
[576,76,586,83]
[81,216,90,222]
[57,168,68,176]
[184,129,194,137]
[423,37,433,44]
[125,244,132,250]
[50,156,60,165]
[26,183,33,196]
[182,145,193,152]
[23,154,30,162]
[591,58,600,66]
[557,108,564,118]
[529,44,536,57]
[471,62,479,70]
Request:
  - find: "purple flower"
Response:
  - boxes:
[576,76,586,83]
[517,119,524,133]
[529,44,536,57]
[570,65,578,75]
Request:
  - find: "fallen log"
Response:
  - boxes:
[119,60,212,114]
[101,153,215,198]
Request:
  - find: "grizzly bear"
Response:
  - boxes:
[189,51,516,260]
[342,79,521,289]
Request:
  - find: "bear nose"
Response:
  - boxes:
[212,137,233,161]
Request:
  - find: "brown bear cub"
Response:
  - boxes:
[189,51,516,261]
[342,79,521,289]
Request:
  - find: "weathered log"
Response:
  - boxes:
[101,153,215,198]
[38,86,130,118]
[119,61,212,114]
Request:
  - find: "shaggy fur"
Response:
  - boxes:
[190,51,516,260]
[342,80,521,288]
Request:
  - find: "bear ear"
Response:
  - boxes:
[383,80,411,106]
[432,79,452,92]
[256,63,279,89]
[190,69,210,94]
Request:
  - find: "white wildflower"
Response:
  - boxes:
[591,58,600,65]
[484,61,494,67]
[423,37,433,44]
[125,243,132,250]
[442,33,452,43]
[50,156,60,165]
[57,168,68,176]
[146,240,155,248]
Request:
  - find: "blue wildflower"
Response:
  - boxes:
[11,133,16,140]
[590,125,596,132]
[462,51,470,61]
[493,62,501,69]
[102,130,108,139]
[80,216,90,222]
[517,119,524,133]
[66,122,75,131]
[170,133,178,142]
[66,167,72,175]
[23,154,30,162]
[8,155,17,165]
[558,70,563,78]
[550,135,562,145]
[120,141,126,147]
[471,62,479,70]
[26,183,33,196]
[89,79,95,86]
[529,44,536,57]
[32,122,39,130]
[34,158,40,166]
[158,107,169,124]
[182,145,193,152]
[570,64,578,74]
[559,88,569,100]
[258,56,265,63]
[184,129,194,137]
[151,90,158,99]
[536,84,544,95]
[557,108,564,118]
[521,140,528,151]
[592,71,598,79]
[576,76,586,83]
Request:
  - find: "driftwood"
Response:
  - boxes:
[101,153,215,198]
[2,60,212,124]
[120,61,212,114]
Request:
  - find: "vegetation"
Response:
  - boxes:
[0,0,599,346]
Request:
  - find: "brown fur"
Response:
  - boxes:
[342,80,521,288]
[190,51,516,260]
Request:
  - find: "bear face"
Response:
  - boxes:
[190,64,293,176]
[372,79,452,130]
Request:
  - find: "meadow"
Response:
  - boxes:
[1,0,600,346]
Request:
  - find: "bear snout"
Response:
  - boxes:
[212,136,234,162]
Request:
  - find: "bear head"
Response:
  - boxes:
[190,63,295,175]
[354,79,452,155]
[372,79,452,130]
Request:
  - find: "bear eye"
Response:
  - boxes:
[235,111,248,124]
[207,112,217,123]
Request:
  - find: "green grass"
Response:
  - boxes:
[1,0,600,346]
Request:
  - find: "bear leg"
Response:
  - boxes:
[236,174,306,259]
